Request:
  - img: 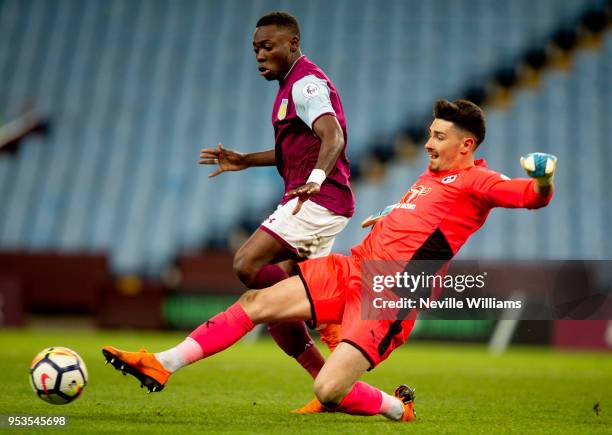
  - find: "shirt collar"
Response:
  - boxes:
[425,159,488,177]
[282,55,306,82]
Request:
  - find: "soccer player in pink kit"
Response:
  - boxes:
[104,99,557,422]
[198,12,353,411]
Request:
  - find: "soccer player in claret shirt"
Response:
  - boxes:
[104,99,557,422]
[198,12,353,412]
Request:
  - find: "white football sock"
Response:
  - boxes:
[154,337,202,373]
[379,391,405,420]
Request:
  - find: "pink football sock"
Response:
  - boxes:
[268,322,325,378]
[332,381,383,416]
[249,264,325,378]
[295,342,326,379]
[188,303,255,357]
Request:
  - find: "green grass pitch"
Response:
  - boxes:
[0,329,610,434]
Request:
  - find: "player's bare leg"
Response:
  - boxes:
[311,343,416,421]
[240,276,314,323]
[102,277,312,392]
[234,229,329,381]
[233,229,295,287]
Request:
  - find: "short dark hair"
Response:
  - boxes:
[256,11,300,39]
[433,99,486,147]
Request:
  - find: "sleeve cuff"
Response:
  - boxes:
[310,111,336,130]
[524,179,553,209]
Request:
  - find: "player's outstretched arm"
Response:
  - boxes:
[198,143,275,177]
[520,152,557,198]
[474,152,557,209]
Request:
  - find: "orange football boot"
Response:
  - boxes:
[101,346,171,393]
[318,323,341,352]
[394,384,417,422]
[291,397,328,414]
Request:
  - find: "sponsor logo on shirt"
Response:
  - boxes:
[302,83,320,98]
[378,202,416,213]
[399,185,431,209]
[277,98,288,120]
[441,174,457,184]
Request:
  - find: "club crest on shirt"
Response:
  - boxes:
[302,83,320,98]
[441,174,457,184]
[277,98,288,120]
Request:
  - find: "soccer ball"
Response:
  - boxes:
[29,347,88,405]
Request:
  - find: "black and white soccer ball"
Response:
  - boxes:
[29,347,88,405]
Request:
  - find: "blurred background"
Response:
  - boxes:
[1,0,611,351]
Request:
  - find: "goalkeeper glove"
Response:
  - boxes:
[361,204,396,228]
[520,152,557,186]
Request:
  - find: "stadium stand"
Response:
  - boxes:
[335,16,612,261]
[0,0,608,273]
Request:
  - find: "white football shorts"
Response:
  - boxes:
[259,197,349,259]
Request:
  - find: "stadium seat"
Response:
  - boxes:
[0,0,608,271]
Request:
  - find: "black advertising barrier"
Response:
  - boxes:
[360,260,612,321]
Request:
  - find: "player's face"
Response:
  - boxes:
[253,25,298,81]
[425,118,474,172]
